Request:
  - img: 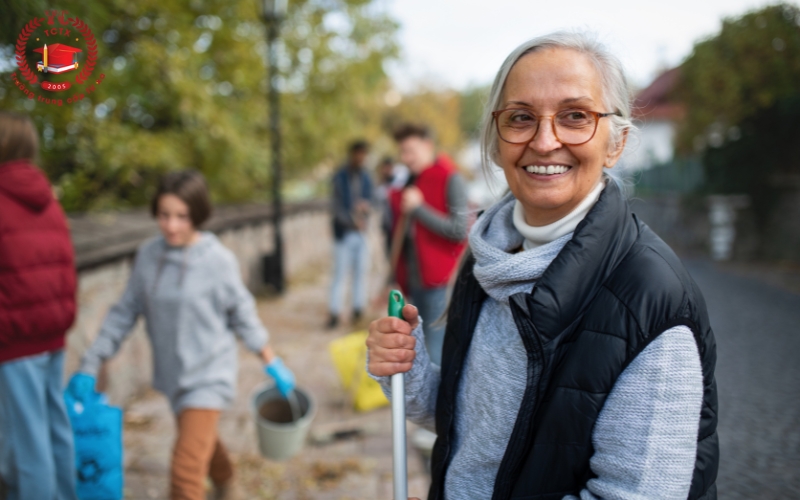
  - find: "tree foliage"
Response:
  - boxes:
[0,0,399,211]
[674,3,800,154]
[458,83,490,140]
[377,83,490,166]
[383,88,463,154]
[675,3,800,261]
[703,94,800,210]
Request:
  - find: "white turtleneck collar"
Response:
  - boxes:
[513,180,606,250]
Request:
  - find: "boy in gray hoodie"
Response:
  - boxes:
[67,171,294,500]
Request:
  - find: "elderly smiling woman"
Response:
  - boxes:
[367,32,719,500]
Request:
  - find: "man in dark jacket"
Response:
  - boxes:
[328,140,373,329]
[0,112,78,500]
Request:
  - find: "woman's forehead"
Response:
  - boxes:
[502,48,604,108]
[159,193,190,212]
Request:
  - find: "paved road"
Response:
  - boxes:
[684,259,800,499]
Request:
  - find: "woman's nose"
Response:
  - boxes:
[527,117,562,154]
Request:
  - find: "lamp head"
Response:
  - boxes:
[261,0,288,23]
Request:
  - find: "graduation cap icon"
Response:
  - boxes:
[34,43,82,74]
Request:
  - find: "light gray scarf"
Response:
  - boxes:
[469,192,573,303]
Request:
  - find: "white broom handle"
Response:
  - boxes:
[391,372,407,500]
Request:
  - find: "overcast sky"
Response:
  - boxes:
[383,0,795,91]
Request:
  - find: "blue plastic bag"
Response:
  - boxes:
[64,391,123,500]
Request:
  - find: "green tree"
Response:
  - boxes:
[383,87,463,154]
[0,0,49,46]
[378,83,491,166]
[458,83,490,140]
[0,0,398,211]
[675,3,800,154]
[701,96,800,258]
[675,3,800,260]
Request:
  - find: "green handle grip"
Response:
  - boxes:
[388,289,405,319]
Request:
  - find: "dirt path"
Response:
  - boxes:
[121,264,431,499]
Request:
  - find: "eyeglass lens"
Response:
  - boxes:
[496,109,598,145]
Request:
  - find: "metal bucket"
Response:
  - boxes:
[251,382,315,461]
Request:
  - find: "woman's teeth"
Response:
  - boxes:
[524,165,570,175]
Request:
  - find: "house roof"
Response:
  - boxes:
[632,67,684,121]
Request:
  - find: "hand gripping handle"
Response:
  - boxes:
[388,290,408,500]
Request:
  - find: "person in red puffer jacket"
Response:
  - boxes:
[0,111,78,500]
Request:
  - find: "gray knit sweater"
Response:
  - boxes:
[372,192,703,500]
[80,233,269,413]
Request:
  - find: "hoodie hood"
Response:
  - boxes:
[151,232,222,292]
[0,159,53,212]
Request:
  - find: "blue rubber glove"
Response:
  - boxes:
[264,357,295,398]
[67,373,96,402]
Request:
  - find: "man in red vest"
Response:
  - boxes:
[389,124,468,367]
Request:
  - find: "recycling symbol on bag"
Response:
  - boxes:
[77,457,103,483]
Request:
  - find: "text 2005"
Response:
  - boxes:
[42,82,71,91]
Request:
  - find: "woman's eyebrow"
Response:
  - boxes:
[559,96,594,106]
[503,96,596,108]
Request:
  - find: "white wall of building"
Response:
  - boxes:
[622,119,675,171]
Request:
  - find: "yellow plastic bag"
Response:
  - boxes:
[328,330,389,412]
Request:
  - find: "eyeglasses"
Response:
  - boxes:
[492,108,622,146]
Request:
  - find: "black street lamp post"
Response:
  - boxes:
[261,0,287,293]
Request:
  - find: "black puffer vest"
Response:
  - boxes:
[428,180,718,500]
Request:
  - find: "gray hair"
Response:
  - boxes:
[479,31,634,176]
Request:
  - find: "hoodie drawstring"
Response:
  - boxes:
[151,250,168,296]
[179,247,187,288]
[151,246,188,295]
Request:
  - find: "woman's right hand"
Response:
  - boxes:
[366,304,419,377]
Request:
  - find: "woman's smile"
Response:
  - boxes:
[520,163,573,179]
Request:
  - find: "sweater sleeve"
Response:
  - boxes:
[79,256,145,376]
[562,325,703,500]
[368,318,440,431]
[224,254,269,353]
[411,173,468,241]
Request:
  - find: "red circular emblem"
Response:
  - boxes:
[11,10,104,105]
